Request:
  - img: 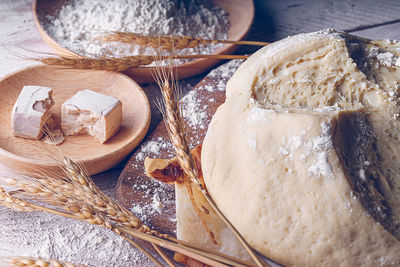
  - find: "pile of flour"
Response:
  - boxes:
[45,0,230,60]
[0,207,152,266]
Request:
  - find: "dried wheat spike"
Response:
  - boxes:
[38,55,154,71]
[98,31,270,50]
[59,155,157,235]
[7,256,86,267]
[99,32,214,50]
[1,181,164,267]
[0,182,248,267]
[0,187,36,212]
[35,54,247,71]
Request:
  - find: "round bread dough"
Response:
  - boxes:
[201,30,400,266]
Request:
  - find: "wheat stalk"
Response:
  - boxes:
[2,146,166,266]
[2,184,165,267]
[7,147,160,237]
[155,61,268,267]
[33,54,248,71]
[97,31,270,50]
[0,148,254,267]
[55,153,176,267]
[0,187,36,212]
[5,152,167,266]
[38,55,154,71]
[0,186,252,267]
[6,256,86,267]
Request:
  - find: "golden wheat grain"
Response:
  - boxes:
[58,154,163,236]
[98,32,270,50]
[6,256,87,267]
[0,187,239,266]
[0,185,164,267]
[0,177,250,267]
[35,54,247,71]
[1,148,165,265]
[6,157,146,235]
[39,55,153,71]
[0,187,36,212]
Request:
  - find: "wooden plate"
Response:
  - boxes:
[0,65,150,175]
[32,0,254,83]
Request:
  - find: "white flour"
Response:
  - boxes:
[306,121,333,177]
[0,207,151,267]
[135,137,174,162]
[45,0,230,62]
[181,90,208,130]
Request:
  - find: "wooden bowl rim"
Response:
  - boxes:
[32,0,255,77]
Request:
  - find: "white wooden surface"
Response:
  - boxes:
[0,0,399,266]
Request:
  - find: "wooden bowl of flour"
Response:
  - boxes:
[32,0,254,83]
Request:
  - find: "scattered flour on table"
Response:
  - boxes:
[130,183,176,228]
[0,207,151,266]
[45,0,230,64]
[132,60,243,164]
[130,137,176,230]
[181,90,208,130]
[135,137,174,162]
[206,59,243,87]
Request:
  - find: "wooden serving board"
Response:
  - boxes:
[115,60,242,236]
[0,65,150,176]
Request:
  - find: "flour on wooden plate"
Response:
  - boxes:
[45,0,230,64]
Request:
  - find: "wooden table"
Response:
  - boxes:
[0,0,399,266]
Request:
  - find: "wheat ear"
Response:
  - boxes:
[2,133,252,266]
[155,62,268,267]
[1,186,251,267]
[3,142,167,266]
[1,186,164,267]
[6,150,170,266]
[33,54,247,71]
[6,256,86,267]
[1,144,253,267]
[97,32,270,50]
[57,155,175,266]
